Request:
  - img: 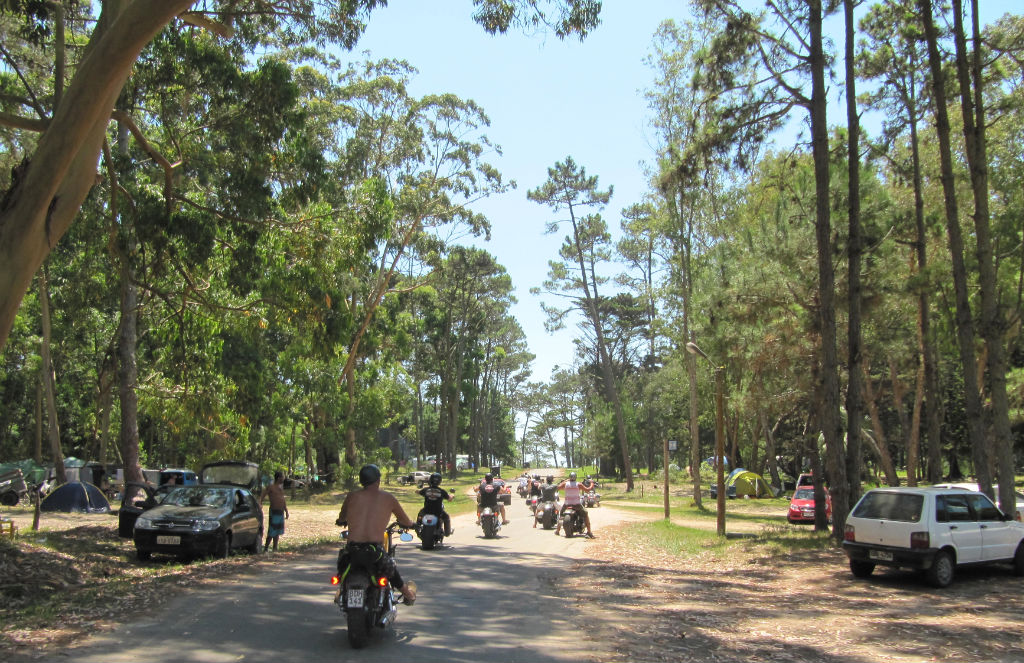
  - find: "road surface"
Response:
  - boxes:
[22,495,631,663]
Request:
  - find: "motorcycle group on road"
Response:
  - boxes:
[331,464,600,648]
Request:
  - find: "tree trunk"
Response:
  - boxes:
[39,266,66,484]
[0,1,196,351]
[862,362,900,486]
[810,0,847,539]
[890,357,915,485]
[953,0,1014,512]
[918,0,990,493]
[759,408,782,490]
[844,0,864,506]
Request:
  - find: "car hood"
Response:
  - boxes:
[142,504,228,520]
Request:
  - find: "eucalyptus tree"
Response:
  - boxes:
[529,157,633,489]
[0,0,602,352]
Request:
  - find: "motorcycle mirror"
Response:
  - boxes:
[399,532,414,542]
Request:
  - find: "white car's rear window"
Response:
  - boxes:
[852,492,923,522]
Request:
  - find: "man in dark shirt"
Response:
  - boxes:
[417,472,453,536]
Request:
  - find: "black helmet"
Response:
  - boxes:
[533,474,540,481]
[547,475,554,483]
[429,472,442,487]
[358,464,381,486]
[484,473,493,483]
[569,471,577,480]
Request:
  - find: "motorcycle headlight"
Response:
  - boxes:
[192,519,221,532]
[134,516,155,530]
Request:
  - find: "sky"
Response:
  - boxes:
[355,1,683,383]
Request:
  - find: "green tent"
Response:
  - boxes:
[725,469,776,498]
[0,458,48,484]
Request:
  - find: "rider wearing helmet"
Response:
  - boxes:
[474,472,508,525]
[335,465,418,604]
[533,474,560,529]
[417,472,454,536]
[554,471,595,538]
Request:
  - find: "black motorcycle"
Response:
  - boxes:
[537,499,559,530]
[332,521,413,649]
[561,504,586,538]
[416,512,445,550]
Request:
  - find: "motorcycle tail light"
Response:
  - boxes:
[330,576,341,585]
[377,577,388,587]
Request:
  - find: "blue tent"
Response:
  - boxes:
[40,481,110,513]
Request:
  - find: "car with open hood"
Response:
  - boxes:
[133,483,263,560]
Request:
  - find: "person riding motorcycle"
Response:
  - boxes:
[554,471,595,538]
[533,474,560,528]
[335,464,417,604]
[474,473,508,525]
[417,472,454,536]
[527,474,543,499]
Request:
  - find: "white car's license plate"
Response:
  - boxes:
[156,535,180,545]
[869,549,893,561]
[346,589,364,608]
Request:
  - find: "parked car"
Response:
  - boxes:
[933,482,1023,522]
[842,486,1024,588]
[133,484,263,560]
[397,470,433,487]
[787,486,832,524]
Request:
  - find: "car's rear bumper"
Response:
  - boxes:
[842,541,938,569]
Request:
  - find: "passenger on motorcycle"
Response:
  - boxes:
[474,473,508,525]
[417,472,454,536]
[533,475,560,528]
[335,464,418,605]
[554,471,595,538]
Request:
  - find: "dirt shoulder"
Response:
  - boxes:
[564,514,1024,663]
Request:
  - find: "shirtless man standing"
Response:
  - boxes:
[335,464,417,605]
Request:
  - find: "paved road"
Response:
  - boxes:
[23,495,630,663]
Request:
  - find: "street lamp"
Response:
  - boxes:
[686,341,726,537]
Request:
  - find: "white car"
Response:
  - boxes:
[932,482,1023,522]
[843,486,1024,588]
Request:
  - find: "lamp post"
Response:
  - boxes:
[686,341,726,537]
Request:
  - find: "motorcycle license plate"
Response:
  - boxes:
[346,589,364,608]
[156,535,180,545]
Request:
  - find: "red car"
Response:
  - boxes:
[788,486,832,523]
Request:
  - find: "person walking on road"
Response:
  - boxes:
[261,470,289,551]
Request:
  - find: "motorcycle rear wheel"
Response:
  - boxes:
[421,526,436,550]
[346,606,371,649]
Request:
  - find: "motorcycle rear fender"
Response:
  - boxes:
[421,514,439,527]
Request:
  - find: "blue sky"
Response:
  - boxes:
[356,1,682,382]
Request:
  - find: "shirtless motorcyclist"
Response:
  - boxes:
[335,464,418,605]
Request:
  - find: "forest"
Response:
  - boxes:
[1,1,1022,540]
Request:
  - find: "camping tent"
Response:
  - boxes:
[725,469,776,498]
[40,481,111,513]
